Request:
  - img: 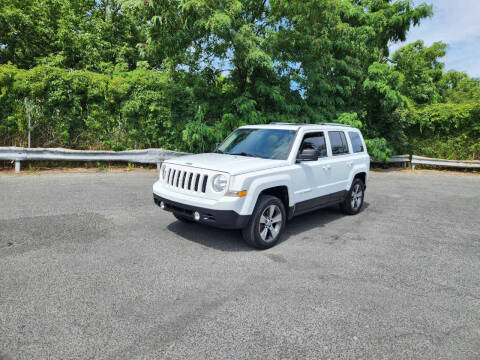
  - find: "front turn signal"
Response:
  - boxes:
[226,190,247,197]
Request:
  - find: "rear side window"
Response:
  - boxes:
[328,131,349,155]
[348,132,365,153]
[299,132,327,158]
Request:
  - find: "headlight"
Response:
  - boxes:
[212,174,227,192]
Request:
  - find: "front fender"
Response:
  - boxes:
[239,174,293,215]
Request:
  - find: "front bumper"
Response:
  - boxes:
[153,194,250,229]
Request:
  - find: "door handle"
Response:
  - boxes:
[322,165,331,171]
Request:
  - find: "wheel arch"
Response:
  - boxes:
[347,166,369,191]
[258,186,289,214]
[241,175,293,215]
[354,172,367,186]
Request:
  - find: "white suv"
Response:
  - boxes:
[153,123,369,248]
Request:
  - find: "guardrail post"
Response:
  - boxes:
[15,160,21,173]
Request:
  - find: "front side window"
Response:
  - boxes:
[348,132,365,153]
[328,131,349,155]
[217,128,296,160]
[299,132,327,158]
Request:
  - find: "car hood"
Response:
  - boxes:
[165,153,289,175]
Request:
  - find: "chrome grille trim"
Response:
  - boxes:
[163,166,211,194]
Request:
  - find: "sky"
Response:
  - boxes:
[390,0,480,78]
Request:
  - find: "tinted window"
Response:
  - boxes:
[328,131,349,155]
[299,132,327,158]
[348,132,364,153]
[218,129,296,160]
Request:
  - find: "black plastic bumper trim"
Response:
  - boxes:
[153,193,250,229]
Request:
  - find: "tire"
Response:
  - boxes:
[173,213,194,223]
[340,178,365,215]
[242,195,286,249]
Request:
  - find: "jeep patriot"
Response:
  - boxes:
[153,123,370,248]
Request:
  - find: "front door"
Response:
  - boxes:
[292,131,331,212]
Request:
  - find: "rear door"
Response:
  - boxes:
[347,130,369,173]
[325,130,352,197]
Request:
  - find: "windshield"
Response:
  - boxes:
[217,128,296,160]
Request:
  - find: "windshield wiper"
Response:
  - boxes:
[230,152,259,158]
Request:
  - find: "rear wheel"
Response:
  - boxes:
[242,195,286,249]
[173,213,194,223]
[340,178,365,215]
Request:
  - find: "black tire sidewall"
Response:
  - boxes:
[344,179,365,215]
[243,195,286,249]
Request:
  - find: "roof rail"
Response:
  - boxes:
[319,122,352,127]
[268,122,353,128]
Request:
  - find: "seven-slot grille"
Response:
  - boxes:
[164,167,209,193]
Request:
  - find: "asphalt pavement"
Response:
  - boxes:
[0,170,479,359]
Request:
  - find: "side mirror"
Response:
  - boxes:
[297,148,318,162]
[214,142,221,152]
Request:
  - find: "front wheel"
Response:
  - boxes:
[242,195,286,249]
[340,178,365,215]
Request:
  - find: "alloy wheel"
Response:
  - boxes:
[258,204,283,242]
[350,183,363,211]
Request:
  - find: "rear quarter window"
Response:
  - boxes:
[348,132,365,153]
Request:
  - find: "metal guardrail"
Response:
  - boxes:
[411,155,480,170]
[370,155,410,167]
[372,154,480,170]
[0,147,189,173]
[2,148,479,173]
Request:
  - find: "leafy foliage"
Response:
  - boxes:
[406,102,480,159]
[0,0,479,161]
[392,40,446,104]
[0,0,143,71]
[0,65,193,150]
[393,42,480,160]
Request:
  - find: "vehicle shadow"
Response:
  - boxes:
[167,221,249,252]
[167,203,369,251]
[280,202,370,245]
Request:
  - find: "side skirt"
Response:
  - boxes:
[291,190,347,217]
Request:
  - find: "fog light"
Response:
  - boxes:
[194,211,201,221]
[160,201,165,209]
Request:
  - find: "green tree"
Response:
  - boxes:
[10,0,475,162]
[121,0,432,152]
[0,0,144,71]
[392,40,446,104]
[392,44,480,160]
[362,62,408,148]
[438,70,480,104]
